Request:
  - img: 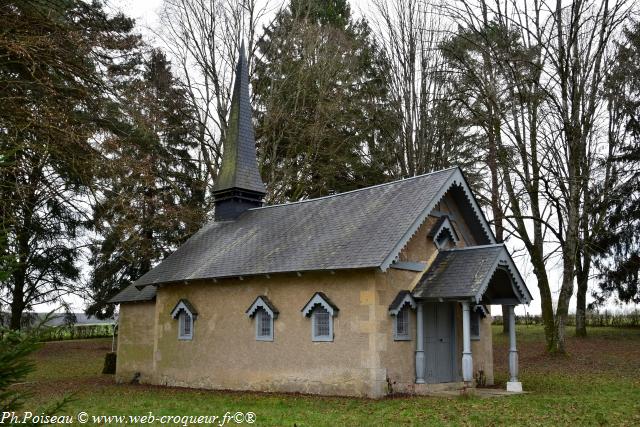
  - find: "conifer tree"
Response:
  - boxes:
[253,0,398,202]
[88,50,206,318]
[593,21,640,306]
[0,0,140,329]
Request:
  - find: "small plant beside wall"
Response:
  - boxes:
[475,369,486,387]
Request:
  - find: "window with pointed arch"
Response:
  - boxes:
[301,292,339,342]
[170,299,198,341]
[245,295,279,341]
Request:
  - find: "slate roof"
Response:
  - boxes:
[135,168,458,285]
[109,283,156,303]
[412,244,532,303]
[109,166,498,303]
[213,43,266,195]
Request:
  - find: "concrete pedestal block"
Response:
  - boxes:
[506,381,523,392]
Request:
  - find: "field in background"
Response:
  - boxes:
[492,310,640,328]
[14,325,640,426]
[36,324,115,342]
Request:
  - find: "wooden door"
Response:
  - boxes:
[424,303,456,383]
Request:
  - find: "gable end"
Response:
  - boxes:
[380,168,496,271]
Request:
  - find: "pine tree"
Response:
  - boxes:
[593,21,640,306]
[253,0,399,202]
[87,50,206,318]
[0,0,140,329]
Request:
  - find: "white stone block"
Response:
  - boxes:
[506,381,523,392]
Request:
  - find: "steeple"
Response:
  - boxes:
[213,42,266,221]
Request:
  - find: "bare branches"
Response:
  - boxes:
[156,0,273,194]
[437,0,632,350]
[368,0,474,178]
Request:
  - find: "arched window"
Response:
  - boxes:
[388,290,416,341]
[301,292,339,342]
[246,296,278,341]
[170,299,198,341]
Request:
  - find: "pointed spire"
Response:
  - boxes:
[214,42,266,195]
[213,42,266,220]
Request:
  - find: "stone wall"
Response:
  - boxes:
[149,270,387,397]
[114,190,496,397]
[115,301,155,383]
[471,311,495,385]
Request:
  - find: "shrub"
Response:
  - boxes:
[102,352,117,374]
[0,327,40,411]
[0,327,72,424]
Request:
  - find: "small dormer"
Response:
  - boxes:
[428,215,460,250]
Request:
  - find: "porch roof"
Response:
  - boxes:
[412,244,532,305]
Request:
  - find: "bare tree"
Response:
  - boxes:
[444,0,630,352]
[528,0,629,345]
[368,0,479,180]
[157,0,274,196]
[548,0,629,339]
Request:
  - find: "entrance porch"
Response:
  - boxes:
[410,244,533,392]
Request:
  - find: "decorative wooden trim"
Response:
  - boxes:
[388,291,417,316]
[380,168,496,272]
[170,299,198,320]
[301,292,338,317]
[246,295,279,319]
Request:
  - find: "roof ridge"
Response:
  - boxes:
[445,243,505,252]
[249,167,459,211]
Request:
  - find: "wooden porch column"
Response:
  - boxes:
[506,305,522,392]
[461,301,473,383]
[415,301,425,383]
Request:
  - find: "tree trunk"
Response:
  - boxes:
[554,239,578,353]
[481,1,508,337]
[575,158,593,337]
[9,160,39,330]
[575,254,591,337]
[10,264,26,330]
[575,282,587,337]
[9,295,24,330]
[530,250,556,351]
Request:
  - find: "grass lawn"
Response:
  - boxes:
[14,325,640,426]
